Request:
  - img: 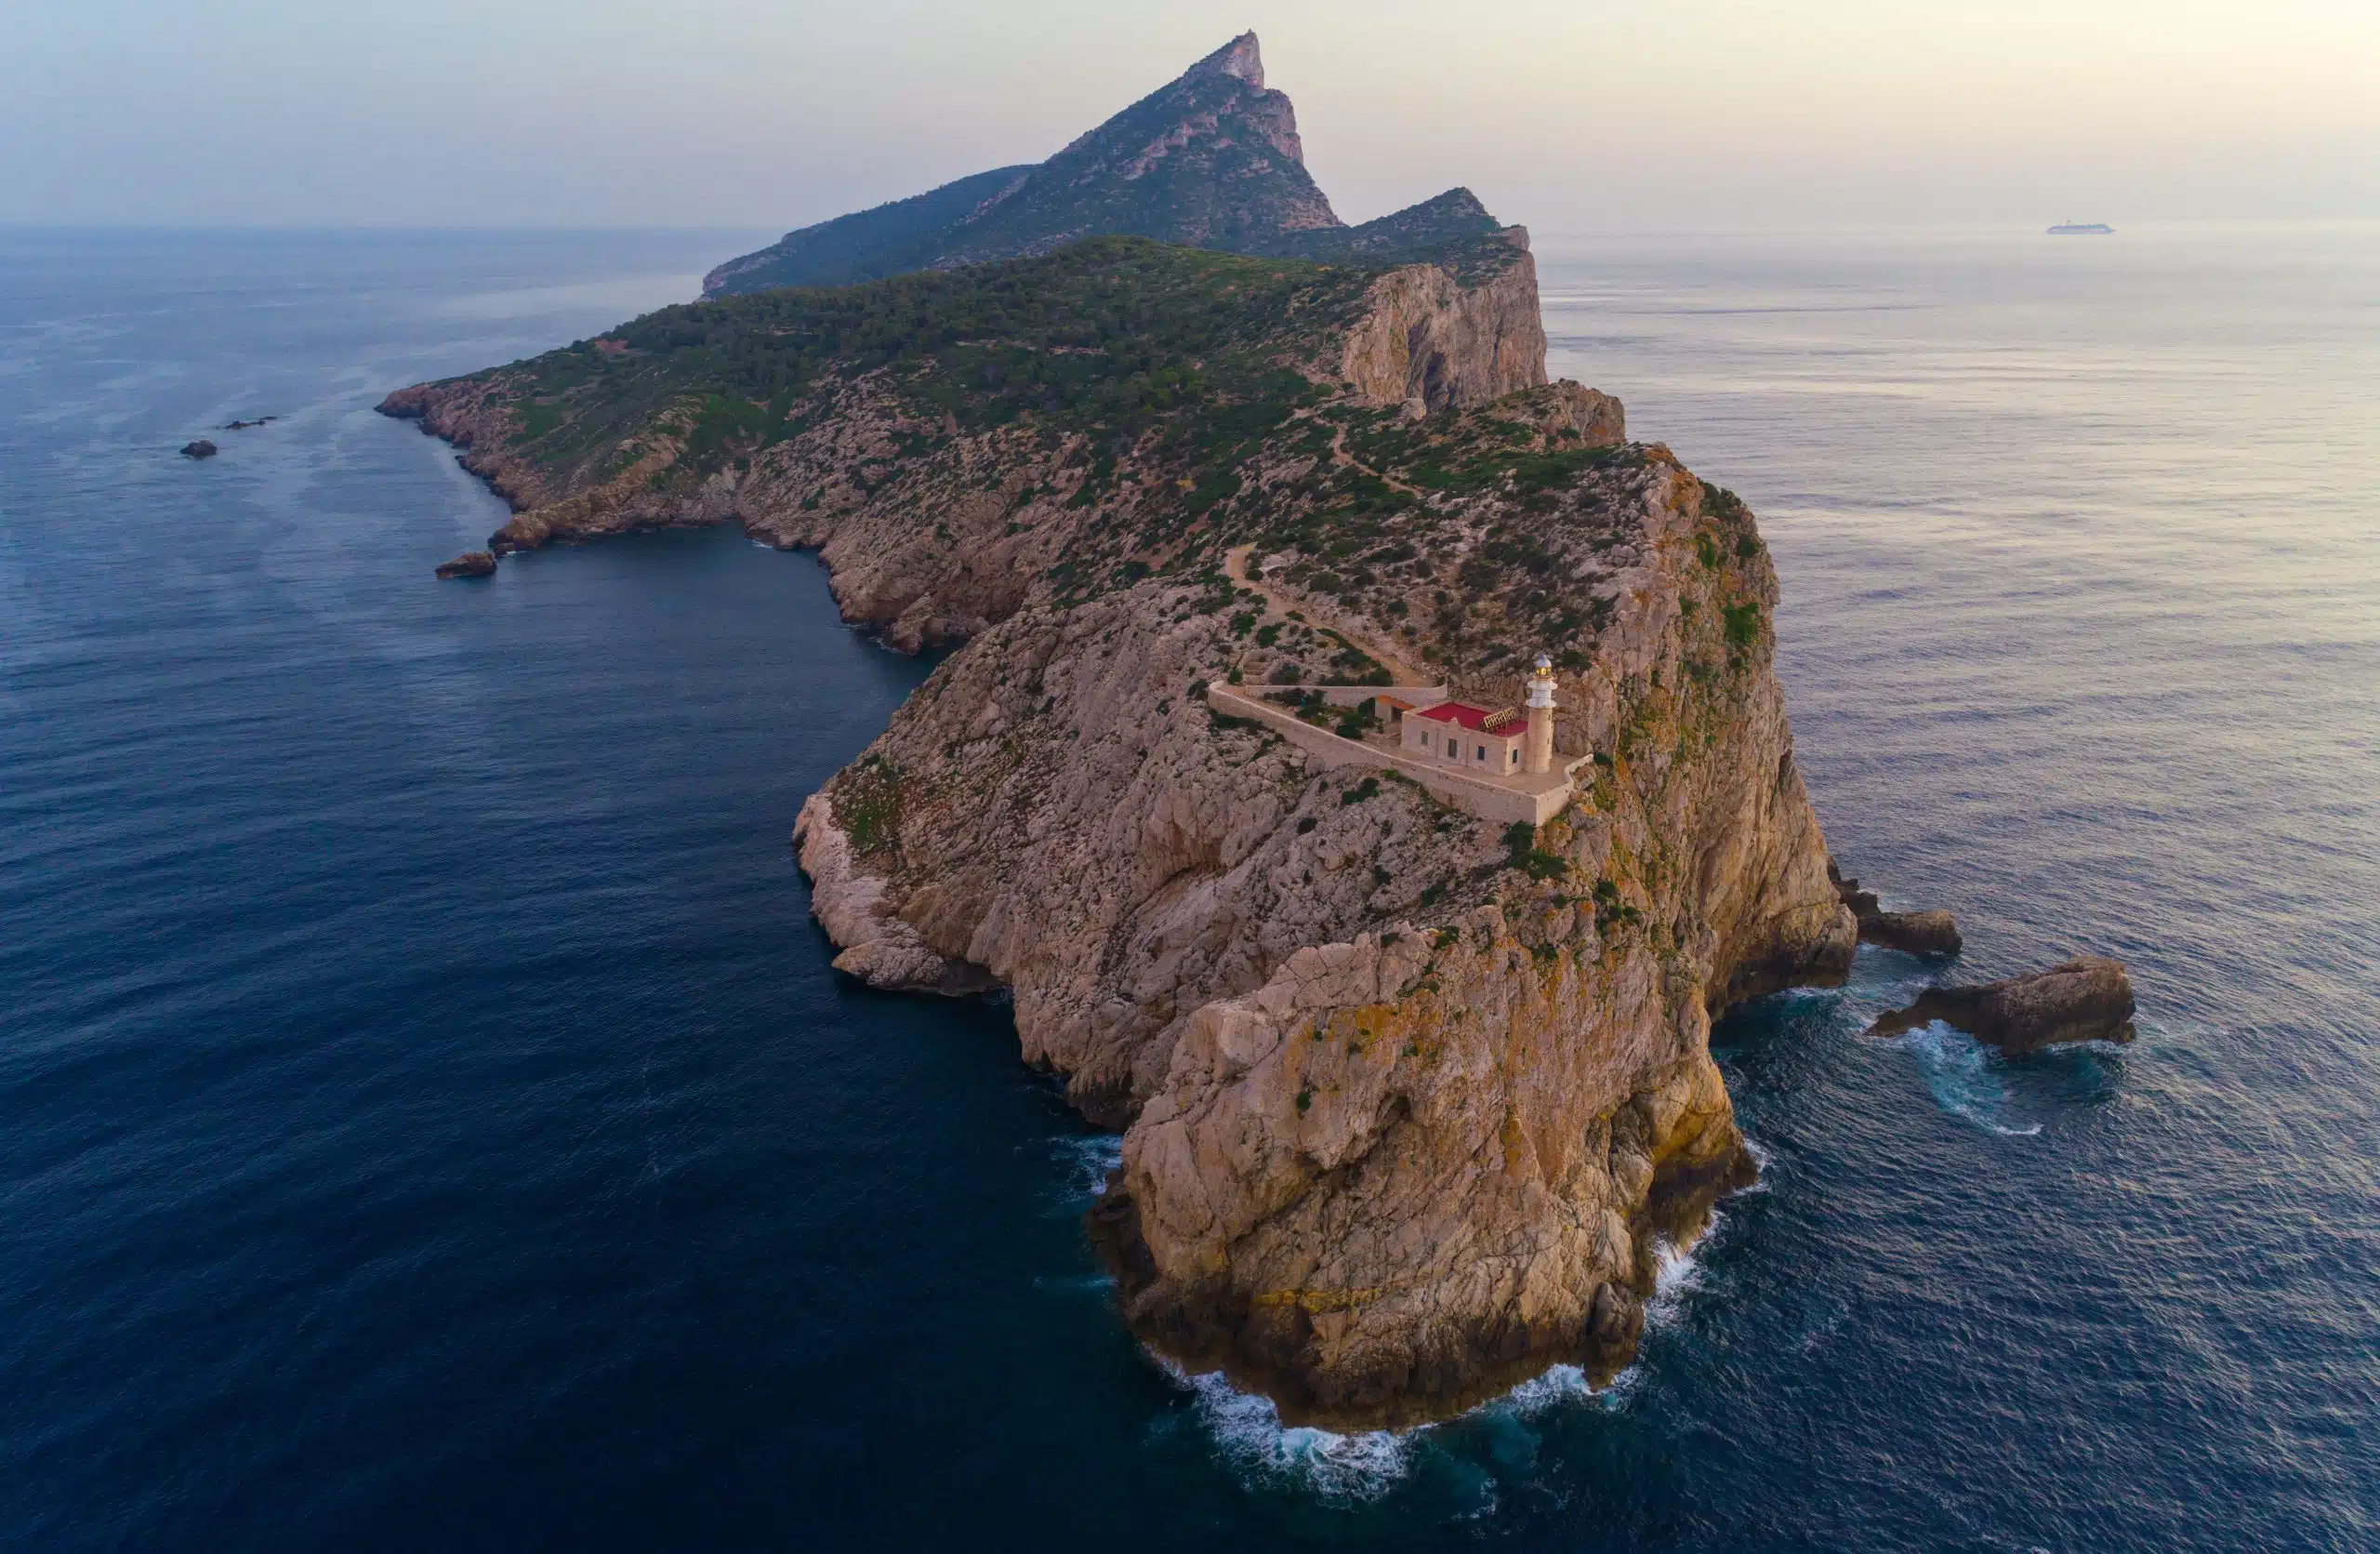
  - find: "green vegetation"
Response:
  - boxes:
[517,238,1365,456]
[432,219,1765,693]
[834,754,905,856]
[1501,821,1567,883]
[1333,701,1382,739]
[1592,878,1644,937]
[511,402,562,441]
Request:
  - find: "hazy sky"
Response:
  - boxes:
[6,0,2375,230]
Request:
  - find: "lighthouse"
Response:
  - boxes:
[1524,654,1556,774]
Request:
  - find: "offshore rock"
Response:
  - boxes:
[1831,859,1963,955]
[179,439,218,459]
[434,551,496,579]
[1871,956,2136,1051]
[1862,910,1963,956]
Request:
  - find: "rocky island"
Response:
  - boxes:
[380,34,1865,1426]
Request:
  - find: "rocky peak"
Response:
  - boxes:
[701,31,1542,297]
[1043,30,1319,197]
[707,33,1355,294]
[1189,30,1264,87]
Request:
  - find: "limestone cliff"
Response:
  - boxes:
[1338,232,1548,412]
[787,441,1849,1424]
[382,226,1854,1426]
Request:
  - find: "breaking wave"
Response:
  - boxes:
[1163,1361,1414,1500]
[1646,1227,1715,1329]
[1144,1124,1775,1494]
[1887,1020,2043,1136]
[1037,1133,1124,1213]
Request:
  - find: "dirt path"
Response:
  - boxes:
[1223,543,1433,687]
[1326,421,1424,498]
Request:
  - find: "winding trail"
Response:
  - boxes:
[1223,542,1431,686]
[1325,419,1424,498]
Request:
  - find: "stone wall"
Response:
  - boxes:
[1207,685,1570,826]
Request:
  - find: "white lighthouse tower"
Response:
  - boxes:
[1524,654,1557,775]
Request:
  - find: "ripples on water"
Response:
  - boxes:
[1,226,2374,1550]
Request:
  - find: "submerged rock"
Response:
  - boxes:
[434,551,496,579]
[1830,858,1962,955]
[179,439,218,459]
[1870,956,2136,1051]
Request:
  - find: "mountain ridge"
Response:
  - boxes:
[702,33,1508,298]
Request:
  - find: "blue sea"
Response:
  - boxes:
[2,225,2373,1550]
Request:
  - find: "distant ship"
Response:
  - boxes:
[2047,221,2114,235]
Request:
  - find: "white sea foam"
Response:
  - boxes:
[1151,1131,1770,1491]
[1163,1312,1668,1494]
[1645,1233,1710,1329]
[1891,1020,2043,1136]
[1495,1361,1596,1416]
[1737,1132,1776,1193]
[1162,1359,1414,1500]
[1039,1133,1123,1211]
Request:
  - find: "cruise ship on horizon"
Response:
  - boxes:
[2048,220,2115,235]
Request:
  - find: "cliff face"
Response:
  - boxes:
[381,226,1853,1426]
[787,443,1849,1424]
[1339,236,1549,412]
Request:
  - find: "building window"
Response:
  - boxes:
[1475,745,1487,762]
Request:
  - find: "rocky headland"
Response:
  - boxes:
[377,34,1867,1427]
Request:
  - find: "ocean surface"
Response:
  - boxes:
[2,224,2373,1550]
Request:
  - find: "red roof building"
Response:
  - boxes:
[1412,702,1527,737]
[1403,701,1529,773]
